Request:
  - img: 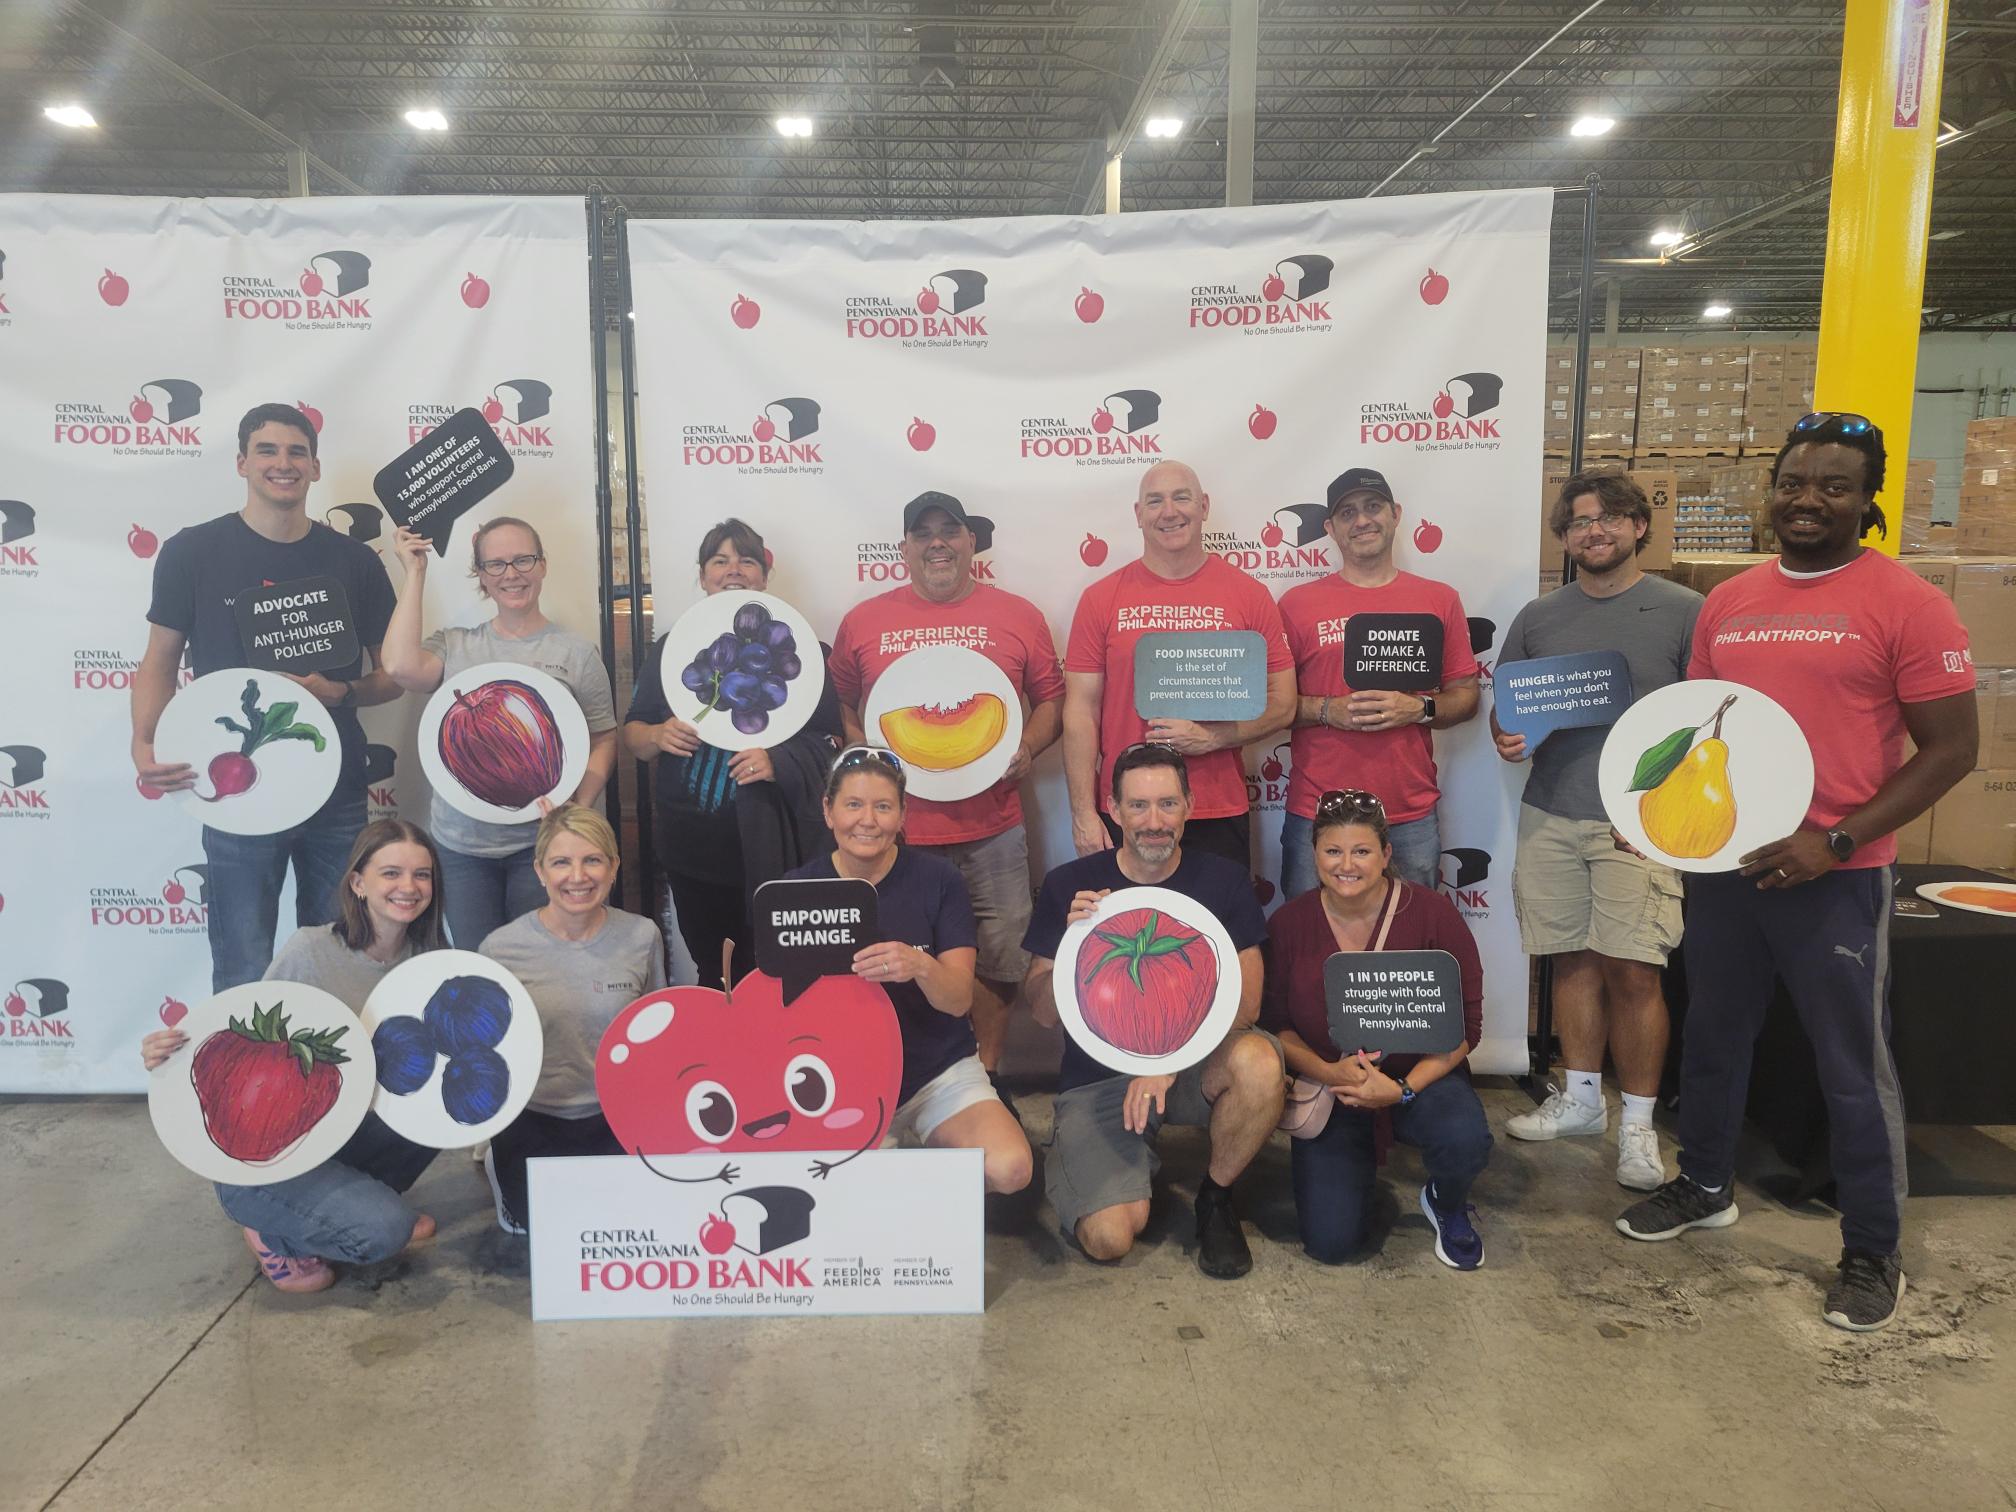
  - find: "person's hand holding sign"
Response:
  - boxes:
[1123,1074,1175,1133]
[1334,1051,1403,1110]
[282,670,351,708]
[1343,690,1427,731]
[1738,827,1838,890]
[730,748,774,786]
[853,940,928,984]
[1143,718,1217,755]
[394,525,432,579]
[1065,889,1112,926]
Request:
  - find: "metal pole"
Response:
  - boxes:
[585,193,628,910]
[1604,277,1621,339]
[1225,0,1258,207]
[613,209,658,905]
[1104,150,1123,214]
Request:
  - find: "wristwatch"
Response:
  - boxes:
[1825,827,1856,862]
[1396,1076,1416,1106]
[1416,695,1437,726]
[335,681,356,709]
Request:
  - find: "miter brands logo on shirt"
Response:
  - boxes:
[1117,603,1229,633]
[875,625,992,656]
[1711,611,1864,647]
[592,978,645,996]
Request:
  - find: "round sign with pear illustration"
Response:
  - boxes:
[1597,679,1814,873]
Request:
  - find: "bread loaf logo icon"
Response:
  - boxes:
[1435,372,1503,420]
[699,1185,818,1257]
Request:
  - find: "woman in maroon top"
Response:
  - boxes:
[1262,789,1493,1268]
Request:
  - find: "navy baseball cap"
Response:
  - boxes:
[1326,468,1396,513]
[901,491,995,554]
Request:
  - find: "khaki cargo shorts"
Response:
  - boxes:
[1511,803,1683,966]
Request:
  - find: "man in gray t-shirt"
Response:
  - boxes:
[1490,473,1702,1192]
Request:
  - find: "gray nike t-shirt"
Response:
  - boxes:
[1498,573,1703,821]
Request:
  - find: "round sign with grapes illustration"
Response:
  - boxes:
[659,590,827,752]
[417,662,592,825]
[361,950,544,1148]
[1053,886,1243,1077]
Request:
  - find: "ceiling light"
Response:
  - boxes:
[43,103,97,129]
[775,116,814,138]
[1570,115,1616,138]
[1648,227,1684,248]
[1144,117,1183,139]
[404,108,449,131]
[1702,303,1732,320]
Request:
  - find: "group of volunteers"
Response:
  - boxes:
[129,402,1974,1334]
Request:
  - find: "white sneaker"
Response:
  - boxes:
[1616,1123,1666,1191]
[1506,1085,1607,1141]
[482,1147,528,1236]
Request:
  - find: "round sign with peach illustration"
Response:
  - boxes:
[1053,886,1242,1077]
[155,669,341,836]
[417,662,591,824]
[861,645,1024,803]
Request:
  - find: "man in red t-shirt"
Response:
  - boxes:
[1063,460,1295,868]
[832,492,1065,1087]
[1276,467,1478,894]
[1616,415,1978,1334]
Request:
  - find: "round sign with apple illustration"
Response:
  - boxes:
[1054,886,1242,1076]
[862,645,1024,803]
[155,669,342,836]
[417,661,591,825]
[657,589,827,753]
[362,950,544,1147]
[148,980,376,1185]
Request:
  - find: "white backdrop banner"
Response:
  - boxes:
[0,194,597,1093]
[630,189,1549,1073]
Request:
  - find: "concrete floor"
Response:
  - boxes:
[5,1086,2014,1512]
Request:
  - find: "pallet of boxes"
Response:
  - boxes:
[1538,344,1677,593]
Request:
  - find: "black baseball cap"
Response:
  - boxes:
[901,490,994,553]
[1326,467,1396,514]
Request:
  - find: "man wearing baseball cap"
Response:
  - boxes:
[1275,467,1479,895]
[830,491,1065,1105]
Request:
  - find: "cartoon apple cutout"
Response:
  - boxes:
[752,414,777,443]
[1432,391,1455,419]
[1261,272,1286,301]
[129,395,154,424]
[906,417,936,452]
[1075,287,1105,324]
[296,400,324,434]
[461,272,491,309]
[1413,520,1444,553]
[191,999,349,1163]
[1090,408,1115,435]
[1075,908,1219,1057]
[159,995,188,1028]
[1420,268,1450,305]
[98,269,130,306]
[481,395,505,425]
[1248,404,1278,441]
[128,523,159,559]
[729,293,761,329]
[916,286,941,315]
[1080,533,1108,567]
[299,268,324,297]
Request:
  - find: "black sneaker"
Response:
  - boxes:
[1824,1249,1905,1332]
[1615,1175,1738,1241]
[1194,1180,1252,1280]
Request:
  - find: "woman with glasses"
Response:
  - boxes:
[623,519,843,989]
[785,746,1032,1195]
[382,516,619,951]
[1261,788,1493,1269]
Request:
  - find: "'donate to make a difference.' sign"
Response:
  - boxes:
[232,574,358,675]
[752,877,880,1004]
[372,406,516,556]
[1323,948,1465,1057]
[1133,631,1268,721]
[1341,614,1444,692]
[1493,651,1634,748]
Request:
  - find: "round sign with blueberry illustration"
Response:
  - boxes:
[360,950,544,1147]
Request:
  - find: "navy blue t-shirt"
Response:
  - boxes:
[1024,847,1268,1092]
[786,847,979,1105]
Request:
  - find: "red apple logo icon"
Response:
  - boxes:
[98,269,130,307]
[4,991,23,1018]
[162,878,186,905]
[1074,287,1105,324]
[1420,268,1450,306]
[1079,533,1109,567]
[127,523,159,559]
[1261,272,1286,302]
[159,995,189,1028]
[729,293,760,329]
[1248,404,1278,441]
[1261,522,1284,548]
[129,395,154,424]
[461,272,491,309]
[916,286,941,315]
[299,268,324,297]
[1261,744,1288,781]
[906,417,936,452]
[136,776,166,801]
[296,400,324,434]
[481,395,504,425]
[1432,391,1454,419]
[1413,520,1444,554]
[752,415,777,443]
[699,1213,737,1255]
[1090,408,1115,435]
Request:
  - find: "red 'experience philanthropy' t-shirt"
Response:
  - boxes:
[829,582,1066,845]
[1689,549,1974,867]
[1277,570,1479,823]
[1064,554,1292,819]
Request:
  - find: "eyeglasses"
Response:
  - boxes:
[477,553,544,577]
[1792,412,1875,438]
[1315,788,1386,822]
[1563,509,1635,537]
[832,745,905,778]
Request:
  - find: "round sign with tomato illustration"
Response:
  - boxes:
[417,661,592,824]
[361,950,544,1147]
[861,645,1024,803]
[658,590,827,753]
[147,981,376,1185]
[154,669,341,836]
[1053,886,1243,1076]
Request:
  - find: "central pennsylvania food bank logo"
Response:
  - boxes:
[0,744,50,821]
[1359,371,1507,451]
[1439,847,1492,918]
[88,863,208,935]
[52,380,204,455]
[1245,740,1293,816]
[843,268,990,347]
[1188,253,1334,333]
[680,397,825,475]
[364,743,399,814]
[1205,502,1335,586]
[408,380,556,458]
[71,646,143,692]
[221,249,373,327]
[1018,388,1164,466]
[2,978,74,1045]
[0,499,36,577]
[577,1187,820,1295]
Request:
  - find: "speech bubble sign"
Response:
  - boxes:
[372,406,515,556]
[753,877,880,1005]
[1493,651,1634,747]
[1323,948,1465,1057]
[232,574,359,674]
[1342,613,1444,691]
[1133,631,1268,720]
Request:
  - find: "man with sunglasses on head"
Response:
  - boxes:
[1064,460,1296,867]
[1276,467,1479,895]
[1616,414,1977,1334]
[1023,744,1282,1278]
[1490,474,1702,1192]
[831,492,1065,1107]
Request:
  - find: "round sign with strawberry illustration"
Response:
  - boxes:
[361,950,544,1147]
[416,661,592,824]
[861,645,1023,803]
[147,981,376,1185]
[155,669,341,836]
[1053,886,1242,1076]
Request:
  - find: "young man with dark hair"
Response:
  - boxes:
[1023,744,1284,1278]
[132,403,401,989]
[1615,414,1978,1333]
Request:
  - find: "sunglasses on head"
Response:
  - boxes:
[1116,739,1177,760]
[1792,412,1874,438]
[1315,788,1386,822]
[832,745,905,777]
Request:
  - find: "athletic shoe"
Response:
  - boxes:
[1616,1175,1738,1241]
[482,1147,528,1236]
[242,1228,337,1294]
[1419,1183,1484,1270]
[1616,1123,1666,1192]
[1194,1180,1252,1279]
[1824,1249,1906,1332]
[1506,1085,1607,1141]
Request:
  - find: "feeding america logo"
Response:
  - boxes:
[221,249,373,329]
[1187,254,1334,336]
[1018,388,1165,467]
[842,268,990,348]
[681,397,825,475]
[1359,371,1508,452]
[52,379,205,457]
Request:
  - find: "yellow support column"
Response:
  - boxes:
[1814,0,1950,555]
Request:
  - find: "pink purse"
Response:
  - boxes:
[1277,882,1401,1140]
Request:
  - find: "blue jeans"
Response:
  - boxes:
[202,794,367,992]
[1279,808,1441,899]
[437,843,545,951]
[1290,1073,1492,1263]
[214,1113,437,1262]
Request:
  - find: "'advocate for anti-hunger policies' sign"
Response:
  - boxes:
[1133,631,1268,721]
[753,877,879,1003]
[1341,613,1443,691]
[232,575,358,674]
[1323,949,1465,1056]
[1493,651,1633,747]
[372,406,516,555]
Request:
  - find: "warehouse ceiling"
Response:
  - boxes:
[5,0,2015,331]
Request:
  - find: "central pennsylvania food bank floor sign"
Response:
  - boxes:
[527,1149,983,1320]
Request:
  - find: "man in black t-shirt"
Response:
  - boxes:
[1024,745,1283,1278]
[132,404,400,990]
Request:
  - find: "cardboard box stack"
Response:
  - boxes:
[1958,417,2016,556]
[1673,460,1770,554]
[1914,554,2016,871]
[1543,344,1640,456]
[1741,341,1817,446]
[1637,345,1749,453]
[1900,460,1938,553]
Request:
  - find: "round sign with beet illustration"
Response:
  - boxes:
[147,981,376,1185]
[657,590,827,753]
[361,950,544,1147]
[861,645,1024,803]
[154,669,342,836]
[1053,886,1243,1076]
[417,661,591,824]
